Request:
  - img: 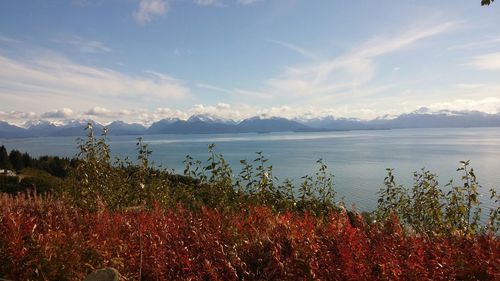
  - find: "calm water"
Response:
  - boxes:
[2,127,500,211]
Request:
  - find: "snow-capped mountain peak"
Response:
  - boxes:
[187,114,235,124]
[22,119,54,129]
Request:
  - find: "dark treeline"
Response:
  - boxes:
[0,145,76,194]
[0,145,75,177]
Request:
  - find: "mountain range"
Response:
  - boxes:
[1,109,500,139]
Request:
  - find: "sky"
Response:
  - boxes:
[1,0,500,125]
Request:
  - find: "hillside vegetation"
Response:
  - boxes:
[1,123,499,280]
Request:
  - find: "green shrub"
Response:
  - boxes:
[375,161,499,235]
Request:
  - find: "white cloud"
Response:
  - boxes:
[267,21,459,100]
[455,83,485,89]
[267,56,375,99]
[152,107,187,120]
[0,35,20,44]
[196,83,270,99]
[133,0,168,25]
[194,0,260,7]
[237,0,263,5]
[182,103,246,120]
[84,106,112,116]
[71,0,92,7]
[3,97,500,126]
[270,40,318,59]
[425,97,500,114]
[353,21,458,58]
[53,36,111,53]
[0,54,190,112]
[170,103,379,121]
[468,52,500,70]
[216,102,230,110]
[83,107,175,125]
[0,110,37,121]
[40,108,74,118]
[82,107,153,123]
[194,0,225,7]
[448,36,500,50]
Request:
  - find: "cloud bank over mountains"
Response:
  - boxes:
[2,107,500,139]
[1,97,499,127]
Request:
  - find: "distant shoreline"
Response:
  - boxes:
[4,125,500,140]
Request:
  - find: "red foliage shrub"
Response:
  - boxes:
[1,194,499,280]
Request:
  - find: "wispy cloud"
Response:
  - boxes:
[448,36,500,50]
[53,35,111,53]
[193,0,226,7]
[468,52,500,70]
[353,21,459,57]
[237,0,263,5]
[196,83,270,99]
[133,0,168,25]
[0,53,190,112]
[270,40,318,59]
[194,0,261,7]
[71,0,93,7]
[267,20,460,99]
[0,35,20,44]
[455,83,486,89]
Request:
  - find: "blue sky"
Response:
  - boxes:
[1,0,500,124]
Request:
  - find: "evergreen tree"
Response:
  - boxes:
[0,145,12,169]
[22,152,33,168]
[9,150,24,172]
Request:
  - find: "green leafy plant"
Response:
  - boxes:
[488,188,500,232]
[408,169,445,234]
[375,168,410,223]
[374,161,494,236]
[444,161,482,235]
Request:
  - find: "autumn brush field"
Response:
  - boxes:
[1,126,499,280]
[1,194,499,280]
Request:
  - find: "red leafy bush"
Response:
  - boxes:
[1,194,499,280]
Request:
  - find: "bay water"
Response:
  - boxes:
[2,127,500,211]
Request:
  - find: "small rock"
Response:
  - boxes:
[83,268,120,281]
